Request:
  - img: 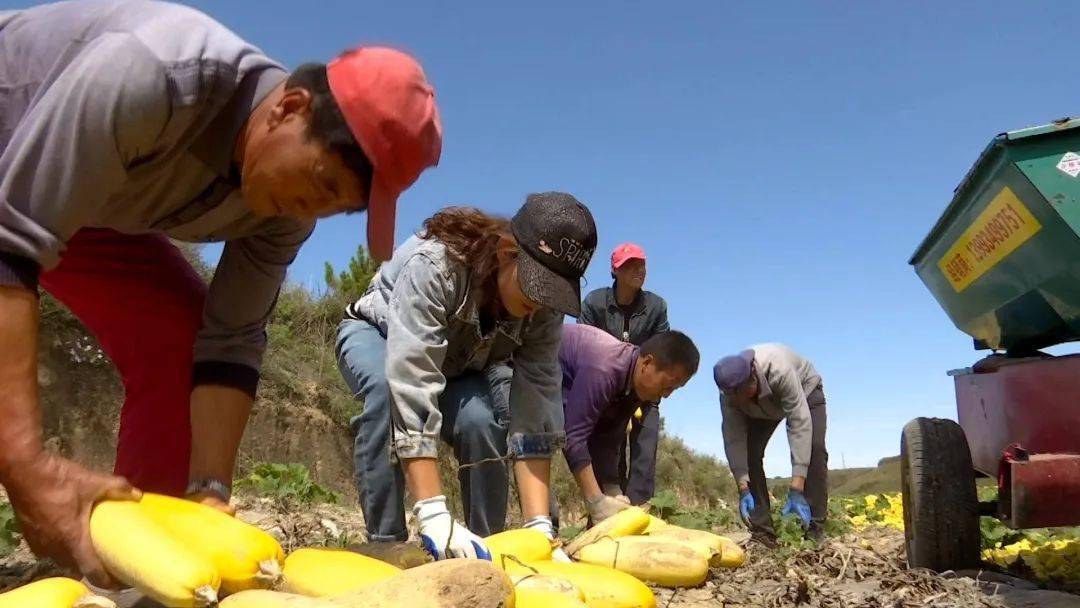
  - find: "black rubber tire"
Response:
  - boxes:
[900,417,980,571]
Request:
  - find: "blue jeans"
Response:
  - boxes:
[336,319,512,540]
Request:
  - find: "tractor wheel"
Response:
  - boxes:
[900,417,980,571]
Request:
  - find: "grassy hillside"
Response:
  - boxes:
[768,456,902,497]
[830,456,901,495]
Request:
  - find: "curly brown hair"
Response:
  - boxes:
[420,206,516,304]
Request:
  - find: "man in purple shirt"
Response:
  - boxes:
[559,324,699,523]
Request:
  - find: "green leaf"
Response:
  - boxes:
[560,525,584,542]
[0,502,21,557]
[776,514,815,549]
[874,495,891,511]
[650,490,679,519]
[236,462,341,505]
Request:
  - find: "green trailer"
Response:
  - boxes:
[903,119,1080,572]
[910,117,1080,352]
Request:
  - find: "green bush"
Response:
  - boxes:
[236,462,341,504]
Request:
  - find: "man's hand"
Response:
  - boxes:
[5,453,140,586]
[0,285,142,585]
[782,489,811,526]
[414,495,491,560]
[586,494,631,523]
[738,488,756,525]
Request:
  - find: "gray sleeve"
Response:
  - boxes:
[507,309,565,455]
[770,362,813,478]
[0,33,170,275]
[384,253,452,460]
[721,398,751,486]
[577,295,598,326]
[193,220,313,390]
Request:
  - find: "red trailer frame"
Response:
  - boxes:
[952,355,1080,529]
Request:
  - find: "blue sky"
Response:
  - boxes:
[155,1,1080,476]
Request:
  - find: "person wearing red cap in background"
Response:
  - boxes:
[579,243,669,506]
[0,1,440,585]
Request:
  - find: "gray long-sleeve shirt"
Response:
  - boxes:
[720,344,824,485]
[346,235,565,459]
[0,1,314,388]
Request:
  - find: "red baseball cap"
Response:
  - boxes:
[611,242,646,269]
[326,47,443,261]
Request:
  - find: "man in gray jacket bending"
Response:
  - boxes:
[0,0,441,584]
[714,344,828,542]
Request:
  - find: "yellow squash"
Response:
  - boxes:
[617,534,719,567]
[504,560,655,608]
[485,529,553,569]
[640,514,670,535]
[90,500,220,607]
[139,493,285,594]
[510,574,584,601]
[646,527,745,568]
[564,507,650,556]
[0,577,116,608]
[282,547,401,597]
[220,590,333,607]
[516,588,588,608]
[575,537,707,588]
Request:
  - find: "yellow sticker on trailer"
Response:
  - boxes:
[937,186,1042,293]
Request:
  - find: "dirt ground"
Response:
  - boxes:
[2,496,1078,608]
[651,526,1080,608]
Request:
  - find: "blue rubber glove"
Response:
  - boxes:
[414,495,491,561]
[782,489,812,526]
[738,489,755,525]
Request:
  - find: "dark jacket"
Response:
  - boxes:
[578,284,669,346]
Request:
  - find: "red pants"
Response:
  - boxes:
[39,229,206,495]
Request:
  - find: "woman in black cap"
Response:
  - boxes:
[337,193,597,562]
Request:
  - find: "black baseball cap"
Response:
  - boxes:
[511,192,598,317]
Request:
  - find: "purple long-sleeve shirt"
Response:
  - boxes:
[560,324,641,474]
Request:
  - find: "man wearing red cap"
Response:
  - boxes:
[579,243,669,505]
[0,0,440,584]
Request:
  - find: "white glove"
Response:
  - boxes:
[414,495,491,560]
[587,494,632,523]
[523,515,571,563]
